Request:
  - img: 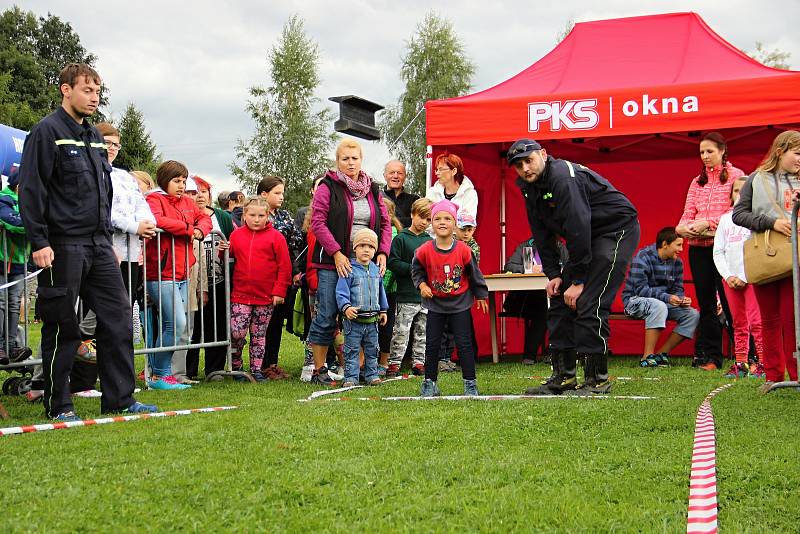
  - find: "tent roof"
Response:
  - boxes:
[426,12,800,145]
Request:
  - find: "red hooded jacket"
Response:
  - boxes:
[145,191,212,281]
[229,222,292,305]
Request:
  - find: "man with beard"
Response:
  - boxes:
[507,139,640,395]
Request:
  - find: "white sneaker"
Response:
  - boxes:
[327,368,345,381]
[300,364,314,383]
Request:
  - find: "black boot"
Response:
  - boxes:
[547,350,578,394]
[570,354,612,395]
[524,348,562,394]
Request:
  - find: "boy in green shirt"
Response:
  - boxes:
[386,198,433,377]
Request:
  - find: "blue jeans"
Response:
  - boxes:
[145,280,188,377]
[0,272,24,352]
[343,319,379,383]
[624,296,700,339]
[307,269,340,346]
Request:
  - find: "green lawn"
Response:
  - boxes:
[1,334,798,532]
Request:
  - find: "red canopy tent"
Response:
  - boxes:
[425,12,800,357]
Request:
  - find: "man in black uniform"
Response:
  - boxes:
[507,139,640,395]
[19,63,157,420]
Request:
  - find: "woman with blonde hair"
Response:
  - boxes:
[733,130,800,390]
[307,138,391,385]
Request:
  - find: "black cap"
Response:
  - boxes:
[228,191,244,201]
[506,139,542,165]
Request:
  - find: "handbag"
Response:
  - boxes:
[743,174,798,285]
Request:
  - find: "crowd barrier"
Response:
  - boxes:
[138,230,253,384]
[0,228,254,399]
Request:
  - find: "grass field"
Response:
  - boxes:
[1,334,799,533]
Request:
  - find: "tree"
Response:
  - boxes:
[230,15,337,215]
[115,103,160,174]
[0,6,104,129]
[748,41,791,69]
[380,12,475,194]
[556,18,575,43]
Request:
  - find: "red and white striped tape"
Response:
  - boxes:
[304,394,655,402]
[0,406,237,437]
[687,384,733,534]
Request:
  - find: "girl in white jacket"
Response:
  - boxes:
[712,176,764,378]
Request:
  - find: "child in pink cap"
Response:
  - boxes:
[411,199,488,396]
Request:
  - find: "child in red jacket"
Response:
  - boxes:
[228,197,292,381]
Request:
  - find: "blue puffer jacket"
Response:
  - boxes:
[335,259,388,319]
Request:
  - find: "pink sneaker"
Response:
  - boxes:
[163,375,179,385]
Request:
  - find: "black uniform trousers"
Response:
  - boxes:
[548,221,640,355]
[37,242,135,417]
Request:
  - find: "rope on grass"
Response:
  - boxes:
[303,394,656,402]
[686,383,733,534]
[304,374,413,401]
[0,406,237,437]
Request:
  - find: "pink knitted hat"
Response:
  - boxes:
[431,199,459,220]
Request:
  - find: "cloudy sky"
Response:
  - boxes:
[22,0,800,193]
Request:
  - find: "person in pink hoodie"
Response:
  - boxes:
[677,132,745,370]
[228,197,292,381]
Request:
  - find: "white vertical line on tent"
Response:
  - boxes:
[500,159,507,353]
[609,97,614,129]
[425,145,432,197]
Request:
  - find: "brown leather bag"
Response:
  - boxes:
[743,174,798,285]
[743,229,795,285]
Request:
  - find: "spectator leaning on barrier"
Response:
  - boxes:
[382,160,419,228]
[508,138,640,396]
[18,63,157,420]
[622,226,700,367]
[144,160,212,391]
[95,122,156,294]
[0,166,33,365]
[185,175,234,379]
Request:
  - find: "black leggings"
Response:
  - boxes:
[688,246,731,361]
[263,297,290,369]
[425,309,476,381]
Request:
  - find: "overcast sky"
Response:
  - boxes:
[22,0,800,193]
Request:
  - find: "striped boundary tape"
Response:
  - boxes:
[302,394,655,402]
[0,406,237,437]
[687,383,733,534]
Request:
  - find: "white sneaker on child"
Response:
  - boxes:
[300,364,314,383]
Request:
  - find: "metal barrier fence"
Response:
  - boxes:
[0,226,253,398]
[0,227,40,396]
[139,229,252,384]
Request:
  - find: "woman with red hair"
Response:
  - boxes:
[426,153,478,223]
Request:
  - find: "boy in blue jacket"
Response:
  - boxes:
[336,228,388,387]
